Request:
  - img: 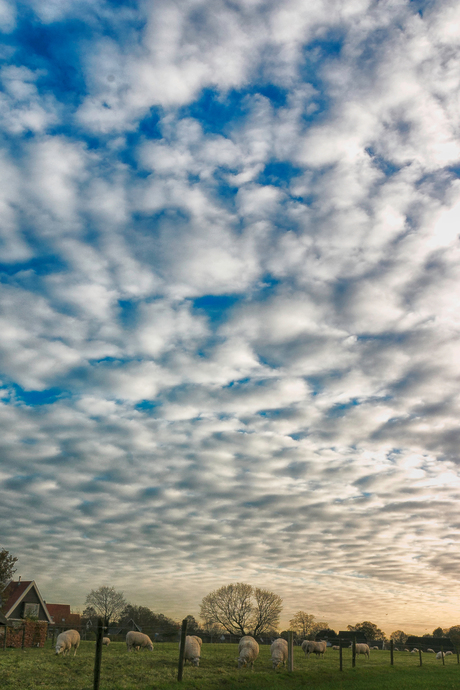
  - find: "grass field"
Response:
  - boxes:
[1,641,459,690]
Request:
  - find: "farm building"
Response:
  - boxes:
[367,639,385,649]
[337,631,368,645]
[405,636,455,652]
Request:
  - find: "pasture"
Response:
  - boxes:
[1,641,459,690]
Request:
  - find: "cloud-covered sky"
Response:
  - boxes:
[1,0,460,635]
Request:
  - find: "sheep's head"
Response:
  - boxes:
[147,643,153,651]
[191,657,200,667]
[55,643,64,655]
[237,657,247,669]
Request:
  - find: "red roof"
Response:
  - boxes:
[46,604,71,622]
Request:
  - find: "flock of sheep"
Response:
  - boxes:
[54,630,454,669]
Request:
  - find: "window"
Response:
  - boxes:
[24,603,39,618]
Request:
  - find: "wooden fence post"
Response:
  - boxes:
[93,618,104,690]
[441,645,445,666]
[352,637,356,668]
[287,631,294,672]
[457,646,459,664]
[177,619,188,681]
[390,639,394,665]
[339,642,343,672]
[419,648,422,666]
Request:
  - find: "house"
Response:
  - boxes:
[1,579,53,624]
[0,579,51,648]
[45,603,81,628]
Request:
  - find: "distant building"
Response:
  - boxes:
[45,603,81,628]
[406,636,455,652]
[337,631,367,645]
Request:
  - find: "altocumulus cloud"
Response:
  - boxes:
[1,0,460,633]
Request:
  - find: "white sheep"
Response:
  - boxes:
[55,629,80,656]
[271,638,288,670]
[126,631,153,652]
[411,648,419,652]
[355,643,370,658]
[301,640,326,657]
[445,651,453,656]
[426,648,435,653]
[332,645,340,650]
[180,635,201,667]
[436,651,445,659]
[237,636,259,669]
[102,637,110,646]
[371,646,379,650]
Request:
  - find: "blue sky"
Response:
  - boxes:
[1,0,460,634]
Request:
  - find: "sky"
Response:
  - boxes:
[1,0,460,637]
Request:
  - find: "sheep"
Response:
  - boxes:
[436,651,445,659]
[126,631,153,652]
[371,646,379,650]
[55,629,80,656]
[355,643,370,658]
[271,638,288,670]
[404,648,410,652]
[445,651,453,656]
[180,635,201,667]
[411,648,419,652]
[237,636,259,669]
[301,640,326,657]
[332,645,340,650]
[102,637,110,646]
[426,648,435,653]
[394,647,399,651]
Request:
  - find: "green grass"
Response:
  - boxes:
[0,642,459,690]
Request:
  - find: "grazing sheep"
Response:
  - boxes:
[332,645,340,650]
[126,631,153,652]
[102,637,110,646]
[394,647,399,651]
[445,651,453,656]
[55,629,80,656]
[355,643,370,658]
[371,646,379,650]
[271,638,288,670]
[301,640,326,657]
[411,648,419,652]
[180,635,201,667]
[436,651,445,659]
[426,648,435,653]
[404,648,410,652]
[237,636,259,669]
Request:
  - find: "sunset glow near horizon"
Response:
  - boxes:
[1,0,460,638]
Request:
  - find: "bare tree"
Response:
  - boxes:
[200,583,282,637]
[84,586,127,626]
[0,548,18,592]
